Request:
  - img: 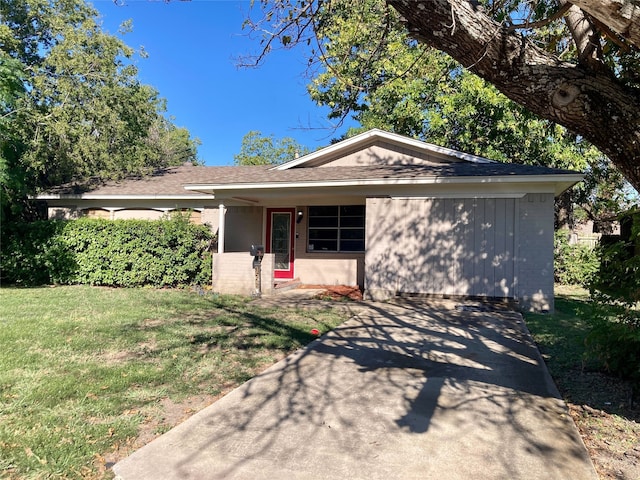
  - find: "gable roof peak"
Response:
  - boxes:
[272,129,496,171]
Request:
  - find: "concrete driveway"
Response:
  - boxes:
[113,299,597,480]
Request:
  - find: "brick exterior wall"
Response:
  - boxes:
[212,252,275,296]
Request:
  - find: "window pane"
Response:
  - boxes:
[309,217,338,228]
[272,213,291,270]
[307,205,366,253]
[340,205,364,216]
[309,240,338,251]
[340,228,364,240]
[339,240,365,251]
[308,228,338,240]
[309,206,338,217]
[340,216,364,227]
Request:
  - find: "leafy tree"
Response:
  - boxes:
[574,154,638,232]
[307,4,590,168]
[0,0,200,222]
[0,53,26,219]
[148,115,201,167]
[234,130,309,165]
[387,0,640,193]
[243,0,640,194]
[244,0,633,228]
[586,210,640,395]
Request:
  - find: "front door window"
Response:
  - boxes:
[267,208,295,279]
[272,212,291,271]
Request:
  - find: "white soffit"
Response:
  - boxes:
[390,193,527,199]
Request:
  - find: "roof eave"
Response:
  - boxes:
[184,173,584,194]
[34,194,215,200]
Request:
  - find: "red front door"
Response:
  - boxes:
[266,208,295,279]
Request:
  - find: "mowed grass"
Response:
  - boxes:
[524,285,595,378]
[524,285,624,406]
[0,286,349,479]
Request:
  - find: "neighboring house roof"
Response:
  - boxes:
[38,129,583,201]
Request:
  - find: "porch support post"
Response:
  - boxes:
[218,203,226,254]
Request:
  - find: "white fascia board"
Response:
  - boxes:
[272,130,379,170]
[368,130,498,164]
[35,194,215,200]
[184,173,584,192]
[390,193,528,199]
[273,129,497,170]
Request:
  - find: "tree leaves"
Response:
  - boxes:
[246,0,640,196]
[234,130,309,165]
[0,0,200,222]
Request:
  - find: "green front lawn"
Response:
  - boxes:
[0,286,348,479]
[525,285,596,381]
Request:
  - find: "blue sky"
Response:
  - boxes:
[92,0,355,166]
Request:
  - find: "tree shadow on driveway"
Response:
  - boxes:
[113,299,598,480]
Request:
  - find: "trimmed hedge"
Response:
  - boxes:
[1,217,213,287]
[0,220,76,286]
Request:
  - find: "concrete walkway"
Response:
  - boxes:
[113,299,598,480]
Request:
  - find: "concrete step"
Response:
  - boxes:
[273,278,302,293]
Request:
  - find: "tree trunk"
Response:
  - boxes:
[555,191,575,231]
[387,0,640,192]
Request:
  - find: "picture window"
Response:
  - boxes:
[307,205,365,252]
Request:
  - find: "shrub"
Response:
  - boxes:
[585,210,640,400]
[591,238,640,307]
[585,315,640,381]
[1,217,213,287]
[584,301,640,399]
[554,231,599,286]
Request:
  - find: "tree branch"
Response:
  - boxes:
[506,3,572,32]
[569,0,640,49]
[387,0,640,191]
[562,2,602,68]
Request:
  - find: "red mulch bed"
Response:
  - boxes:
[300,285,363,301]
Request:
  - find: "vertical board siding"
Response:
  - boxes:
[516,194,555,311]
[393,198,516,298]
[461,198,475,295]
[365,197,403,297]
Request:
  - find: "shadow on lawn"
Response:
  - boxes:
[115,296,347,374]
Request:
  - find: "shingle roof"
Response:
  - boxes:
[188,163,579,185]
[42,162,580,197]
[43,165,271,196]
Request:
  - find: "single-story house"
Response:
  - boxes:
[39,129,583,312]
